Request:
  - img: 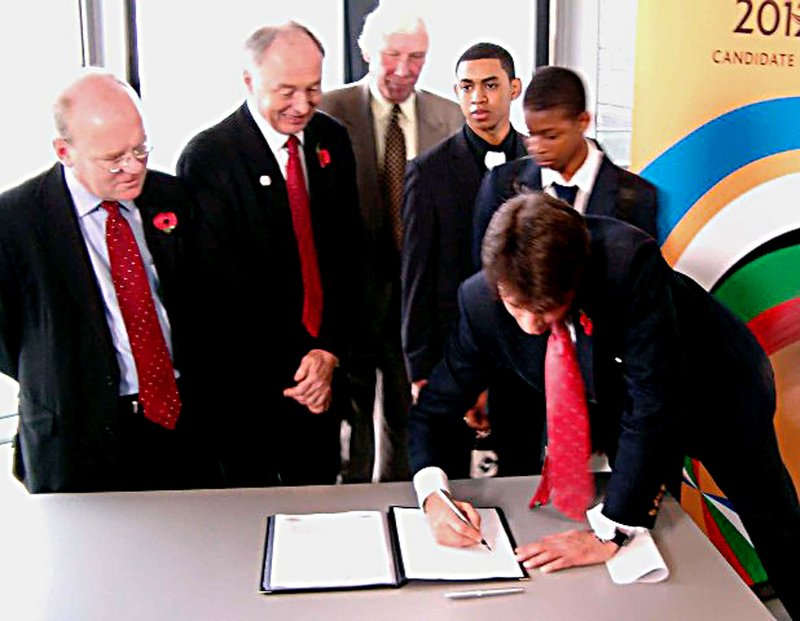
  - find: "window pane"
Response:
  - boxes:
[0,1,82,192]
[136,1,344,173]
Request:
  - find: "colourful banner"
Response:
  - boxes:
[632,0,800,592]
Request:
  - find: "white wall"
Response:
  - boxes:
[554,0,638,166]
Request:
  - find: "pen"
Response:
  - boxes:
[445,587,525,600]
[435,489,492,551]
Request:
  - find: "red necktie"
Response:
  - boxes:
[285,135,323,337]
[529,321,593,520]
[101,201,181,430]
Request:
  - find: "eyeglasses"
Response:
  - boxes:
[96,143,153,174]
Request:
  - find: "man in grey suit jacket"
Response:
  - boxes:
[319,5,462,482]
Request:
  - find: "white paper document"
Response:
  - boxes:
[392,507,525,581]
[268,511,397,590]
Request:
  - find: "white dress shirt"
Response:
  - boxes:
[65,167,175,396]
[247,98,309,185]
[541,139,604,214]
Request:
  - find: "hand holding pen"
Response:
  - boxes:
[423,489,491,550]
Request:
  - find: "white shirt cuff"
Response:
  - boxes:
[587,503,669,584]
[413,466,450,508]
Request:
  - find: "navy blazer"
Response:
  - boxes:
[409,217,775,527]
[472,155,659,267]
[401,126,527,381]
[0,164,196,492]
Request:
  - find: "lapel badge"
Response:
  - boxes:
[259,175,272,187]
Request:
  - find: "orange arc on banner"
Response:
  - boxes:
[662,150,800,266]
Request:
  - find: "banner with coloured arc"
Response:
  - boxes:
[631,0,800,594]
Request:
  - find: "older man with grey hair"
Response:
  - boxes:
[320,2,462,483]
[178,22,363,488]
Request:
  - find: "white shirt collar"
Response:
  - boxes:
[540,139,604,195]
[63,165,136,217]
[246,97,305,155]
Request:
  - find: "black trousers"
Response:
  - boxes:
[109,392,224,491]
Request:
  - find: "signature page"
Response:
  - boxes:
[391,507,525,581]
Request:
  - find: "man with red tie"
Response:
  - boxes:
[410,193,800,618]
[178,23,363,486]
[0,71,220,492]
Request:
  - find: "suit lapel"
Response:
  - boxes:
[352,83,384,233]
[512,130,527,159]
[233,105,289,235]
[517,158,544,191]
[417,91,452,153]
[446,129,483,201]
[136,176,182,288]
[585,155,618,218]
[302,116,326,231]
[36,165,115,353]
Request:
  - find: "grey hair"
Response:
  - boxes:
[357,0,427,58]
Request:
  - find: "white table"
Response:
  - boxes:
[1,475,773,620]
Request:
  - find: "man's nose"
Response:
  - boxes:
[394,57,410,77]
[292,91,312,114]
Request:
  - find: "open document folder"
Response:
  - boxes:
[260,507,527,594]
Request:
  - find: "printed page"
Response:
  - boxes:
[392,507,525,581]
[268,511,397,590]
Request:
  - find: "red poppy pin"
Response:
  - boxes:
[316,144,331,168]
[153,212,178,233]
[579,310,593,336]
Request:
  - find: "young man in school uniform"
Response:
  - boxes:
[472,65,658,267]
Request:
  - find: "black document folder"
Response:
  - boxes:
[260,506,527,594]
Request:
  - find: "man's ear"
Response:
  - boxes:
[53,138,72,166]
[510,77,522,100]
[577,111,591,133]
[243,70,254,94]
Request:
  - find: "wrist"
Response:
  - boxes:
[595,528,632,549]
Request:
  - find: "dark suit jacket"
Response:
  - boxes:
[0,164,196,493]
[319,82,463,344]
[401,126,526,381]
[472,155,659,267]
[409,217,775,527]
[176,104,363,402]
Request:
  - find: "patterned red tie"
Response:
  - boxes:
[101,201,181,430]
[529,320,593,521]
[285,135,323,337]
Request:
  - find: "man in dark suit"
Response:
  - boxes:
[473,65,658,267]
[177,23,362,487]
[402,42,538,477]
[411,193,800,618]
[0,71,219,493]
[319,5,462,482]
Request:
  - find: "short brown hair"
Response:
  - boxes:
[482,192,590,310]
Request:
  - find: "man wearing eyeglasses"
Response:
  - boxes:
[0,69,221,493]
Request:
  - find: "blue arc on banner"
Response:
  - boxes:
[639,97,800,244]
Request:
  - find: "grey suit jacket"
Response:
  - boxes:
[319,81,462,338]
